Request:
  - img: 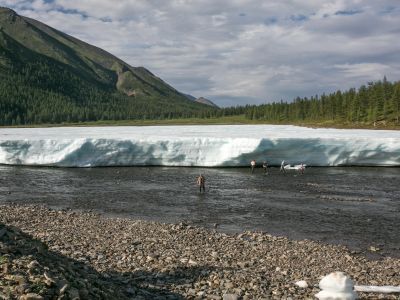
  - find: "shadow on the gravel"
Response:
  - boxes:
[0,223,216,299]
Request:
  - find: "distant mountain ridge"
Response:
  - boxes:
[0,7,217,125]
[183,93,197,101]
[194,97,219,108]
[183,93,219,107]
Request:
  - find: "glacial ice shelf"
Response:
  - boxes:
[0,125,399,167]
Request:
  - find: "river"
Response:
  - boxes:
[0,165,399,258]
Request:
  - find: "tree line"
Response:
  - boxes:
[242,78,400,126]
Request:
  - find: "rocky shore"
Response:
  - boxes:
[0,205,399,299]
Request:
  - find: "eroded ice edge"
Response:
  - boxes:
[0,125,399,167]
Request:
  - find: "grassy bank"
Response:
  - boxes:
[1,115,400,130]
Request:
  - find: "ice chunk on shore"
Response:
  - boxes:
[0,125,399,167]
[315,272,357,300]
[354,285,400,293]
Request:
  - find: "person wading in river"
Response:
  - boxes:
[280,160,286,173]
[262,161,268,174]
[197,174,206,193]
[250,160,256,173]
[299,163,305,174]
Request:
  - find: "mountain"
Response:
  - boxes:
[194,97,219,108]
[0,7,217,125]
[183,93,197,101]
[182,93,219,107]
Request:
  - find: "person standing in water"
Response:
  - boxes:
[262,161,268,174]
[197,174,206,193]
[250,160,256,173]
[280,160,286,173]
[299,163,305,174]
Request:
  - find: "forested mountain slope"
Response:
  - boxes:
[0,7,216,125]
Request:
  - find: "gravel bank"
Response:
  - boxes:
[0,205,399,299]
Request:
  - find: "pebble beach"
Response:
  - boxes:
[0,205,399,299]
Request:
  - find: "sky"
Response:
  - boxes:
[1,0,400,107]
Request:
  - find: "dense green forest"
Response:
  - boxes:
[243,78,400,126]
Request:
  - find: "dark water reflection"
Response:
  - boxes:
[1,166,399,257]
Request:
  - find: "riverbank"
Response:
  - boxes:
[0,205,399,299]
[2,115,399,130]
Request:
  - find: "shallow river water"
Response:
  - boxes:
[0,166,399,258]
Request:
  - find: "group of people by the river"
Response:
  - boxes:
[197,160,305,193]
[252,159,305,174]
[251,159,270,174]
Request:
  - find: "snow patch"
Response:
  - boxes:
[0,125,399,167]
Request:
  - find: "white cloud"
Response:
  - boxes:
[334,63,396,79]
[1,0,400,106]
[212,14,227,27]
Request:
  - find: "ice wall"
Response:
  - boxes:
[0,125,399,167]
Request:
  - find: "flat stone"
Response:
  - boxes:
[27,260,39,269]
[0,228,6,238]
[223,294,239,300]
[225,282,234,289]
[59,284,69,294]
[20,294,44,300]
[295,280,308,288]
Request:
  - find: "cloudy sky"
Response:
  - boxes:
[1,0,400,106]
